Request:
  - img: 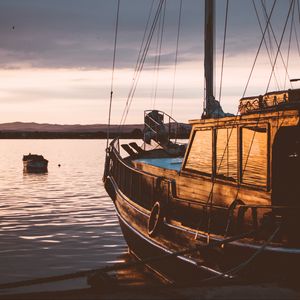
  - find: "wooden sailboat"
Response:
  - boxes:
[104,0,300,284]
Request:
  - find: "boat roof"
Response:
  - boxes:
[188,107,300,127]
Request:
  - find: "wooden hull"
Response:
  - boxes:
[106,175,300,284]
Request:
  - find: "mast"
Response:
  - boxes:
[204,0,215,112]
[203,0,229,119]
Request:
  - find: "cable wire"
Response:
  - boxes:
[170,0,183,117]
[119,1,165,128]
[153,0,167,109]
[265,0,294,93]
[107,0,120,149]
[218,0,229,103]
[243,0,277,98]
[252,0,280,90]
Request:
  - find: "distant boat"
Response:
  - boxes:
[23,154,48,173]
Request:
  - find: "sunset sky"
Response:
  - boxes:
[0,0,299,125]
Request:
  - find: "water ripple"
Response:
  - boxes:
[0,140,127,285]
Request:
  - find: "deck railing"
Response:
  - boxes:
[108,138,163,210]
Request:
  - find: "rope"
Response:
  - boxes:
[252,0,280,90]
[260,0,293,89]
[119,0,156,131]
[119,1,165,128]
[106,0,120,149]
[298,0,300,23]
[284,0,295,89]
[243,0,277,98]
[203,0,281,239]
[0,229,257,290]
[151,8,162,108]
[293,10,300,56]
[229,1,294,205]
[218,0,229,103]
[265,0,294,93]
[170,0,183,117]
[153,0,166,109]
[201,1,285,241]
[202,224,281,283]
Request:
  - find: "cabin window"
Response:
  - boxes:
[216,128,238,181]
[185,129,212,175]
[241,125,268,187]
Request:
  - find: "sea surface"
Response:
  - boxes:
[0,139,128,293]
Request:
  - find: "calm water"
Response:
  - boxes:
[0,139,128,293]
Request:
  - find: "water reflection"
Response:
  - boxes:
[0,139,127,287]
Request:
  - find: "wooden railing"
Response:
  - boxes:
[108,138,162,211]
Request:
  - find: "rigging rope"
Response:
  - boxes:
[298,0,300,23]
[106,0,120,149]
[260,0,292,89]
[119,1,156,129]
[134,1,155,77]
[252,0,280,90]
[218,0,229,103]
[284,0,295,89]
[293,11,300,56]
[205,0,276,232]
[242,0,277,98]
[153,0,167,109]
[170,0,183,117]
[263,0,277,84]
[119,0,165,128]
[204,0,292,238]
[231,1,295,207]
[265,0,294,93]
[151,7,162,108]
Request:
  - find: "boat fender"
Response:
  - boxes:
[148,201,164,237]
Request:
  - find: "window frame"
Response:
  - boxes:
[239,123,270,191]
[181,123,270,191]
[182,128,213,178]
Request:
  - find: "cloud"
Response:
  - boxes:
[0,0,294,71]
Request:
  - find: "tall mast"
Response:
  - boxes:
[203,0,215,118]
[203,0,229,119]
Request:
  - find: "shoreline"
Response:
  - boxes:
[0,132,190,139]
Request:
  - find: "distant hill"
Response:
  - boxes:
[0,122,144,133]
[0,122,191,139]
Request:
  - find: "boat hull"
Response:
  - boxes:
[23,160,48,173]
[106,175,300,284]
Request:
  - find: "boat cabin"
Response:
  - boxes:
[130,96,299,209]
[184,107,299,207]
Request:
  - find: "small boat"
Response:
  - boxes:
[23,153,48,173]
[103,1,300,284]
